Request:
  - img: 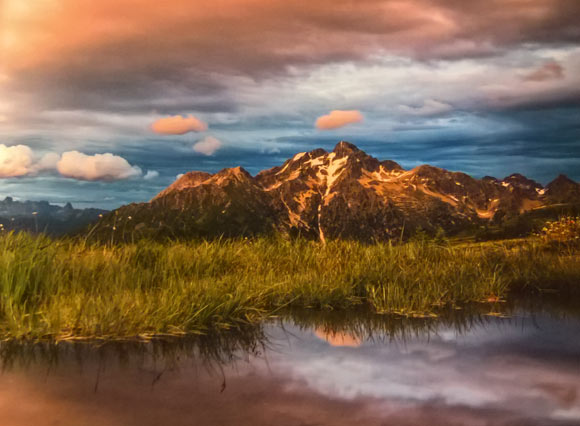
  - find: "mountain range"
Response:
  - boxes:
[0,197,107,236]
[93,142,580,242]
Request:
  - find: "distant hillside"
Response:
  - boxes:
[0,197,108,236]
[92,141,580,242]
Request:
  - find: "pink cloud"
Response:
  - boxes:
[151,115,208,135]
[315,110,364,130]
[193,136,222,156]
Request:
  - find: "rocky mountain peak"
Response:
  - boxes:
[152,171,212,201]
[309,148,328,158]
[97,141,580,243]
[206,166,254,187]
[214,166,251,178]
[380,160,403,171]
[545,174,580,203]
[333,141,361,158]
[502,173,543,190]
[482,176,498,182]
[548,174,576,188]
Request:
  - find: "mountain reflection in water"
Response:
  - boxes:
[0,305,579,426]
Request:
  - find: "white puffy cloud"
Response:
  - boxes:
[151,115,208,135]
[57,151,142,181]
[193,136,222,156]
[0,144,152,182]
[315,110,364,130]
[32,152,60,172]
[398,99,454,117]
[0,144,35,178]
[143,170,160,180]
[0,145,60,177]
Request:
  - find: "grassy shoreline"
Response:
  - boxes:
[0,233,579,341]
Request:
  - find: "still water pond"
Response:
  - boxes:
[1,307,579,426]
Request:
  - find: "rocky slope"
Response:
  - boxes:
[93,141,580,242]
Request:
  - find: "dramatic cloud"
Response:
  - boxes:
[57,151,142,181]
[398,99,454,117]
[316,110,364,130]
[0,144,35,178]
[151,115,208,135]
[4,0,579,117]
[523,60,565,82]
[193,136,222,156]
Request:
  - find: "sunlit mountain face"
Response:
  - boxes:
[1,0,579,208]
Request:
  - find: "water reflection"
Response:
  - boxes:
[0,303,579,426]
[314,328,362,347]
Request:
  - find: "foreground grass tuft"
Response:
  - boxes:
[0,233,579,340]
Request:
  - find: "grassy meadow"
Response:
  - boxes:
[1,230,579,341]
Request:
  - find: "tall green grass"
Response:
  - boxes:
[0,232,579,340]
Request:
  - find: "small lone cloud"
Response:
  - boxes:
[57,151,142,181]
[398,99,453,117]
[315,110,364,130]
[143,170,160,180]
[523,60,564,82]
[193,136,222,156]
[151,115,208,135]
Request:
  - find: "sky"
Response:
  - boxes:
[0,0,579,209]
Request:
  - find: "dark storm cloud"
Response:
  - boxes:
[11,64,236,115]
